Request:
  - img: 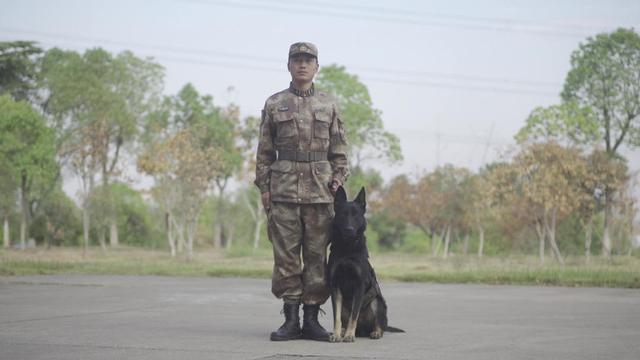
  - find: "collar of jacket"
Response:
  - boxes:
[289,82,315,97]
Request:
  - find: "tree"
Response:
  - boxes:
[368,210,407,249]
[0,156,17,248]
[237,114,266,251]
[0,94,57,249]
[109,182,161,248]
[41,48,164,248]
[467,169,496,257]
[428,165,472,258]
[382,174,434,249]
[515,102,600,147]
[209,102,243,249]
[139,128,220,260]
[561,28,640,257]
[487,161,537,255]
[383,166,471,258]
[0,41,42,101]
[31,187,81,248]
[345,166,384,202]
[580,150,629,260]
[315,64,402,166]
[510,142,588,265]
[139,84,224,260]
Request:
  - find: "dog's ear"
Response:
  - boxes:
[354,187,366,210]
[334,186,347,209]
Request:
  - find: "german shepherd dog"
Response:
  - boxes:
[327,186,404,342]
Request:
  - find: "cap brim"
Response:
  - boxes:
[289,52,317,58]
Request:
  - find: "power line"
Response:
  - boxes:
[0,27,561,95]
[181,0,618,38]
[355,65,560,89]
[0,34,559,97]
[258,0,613,33]
[7,37,522,147]
[0,26,281,64]
[358,76,557,96]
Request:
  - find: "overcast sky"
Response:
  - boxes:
[2,0,640,194]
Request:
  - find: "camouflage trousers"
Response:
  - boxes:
[267,201,333,305]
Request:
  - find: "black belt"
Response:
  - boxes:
[277,151,327,162]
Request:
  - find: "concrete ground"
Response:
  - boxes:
[0,275,639,360]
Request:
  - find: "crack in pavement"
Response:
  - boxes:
[0,341,265,357]
[0,305,167,325]
[0,280,104,287]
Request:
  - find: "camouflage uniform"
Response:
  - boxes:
[255,43,349,305]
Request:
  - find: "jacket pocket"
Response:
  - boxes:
[269,160,296,197]
[274,112,297,142]
[312,160,333,199]
[313,110,331,139]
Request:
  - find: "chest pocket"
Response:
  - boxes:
[313,110,331,139]
[273,111,297,143]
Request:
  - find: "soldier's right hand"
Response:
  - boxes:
[261,191,271,213]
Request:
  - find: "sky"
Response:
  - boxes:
[2,0,640,195]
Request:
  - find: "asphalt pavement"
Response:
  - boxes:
[1,275,639,360]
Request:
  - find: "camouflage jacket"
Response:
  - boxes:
[254,83,349,204]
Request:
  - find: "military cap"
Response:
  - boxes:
[289,42,318,58]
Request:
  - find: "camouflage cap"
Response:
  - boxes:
[289,42,318,58]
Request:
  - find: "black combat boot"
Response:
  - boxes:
[270,301,302,341]
[301,304,330,341]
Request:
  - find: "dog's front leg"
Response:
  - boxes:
[329,288,343,342]
[343,286,365,342]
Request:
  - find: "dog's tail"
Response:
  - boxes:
[385,326,405,333]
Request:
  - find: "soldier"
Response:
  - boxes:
[254,42,349,341]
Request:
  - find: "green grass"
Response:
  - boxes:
[0,247,273,278]
[380,267,640,288]
[1,246,639,288]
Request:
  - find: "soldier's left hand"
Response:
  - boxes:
[328,180,341,196]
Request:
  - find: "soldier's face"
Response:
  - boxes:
[288,54,318,83]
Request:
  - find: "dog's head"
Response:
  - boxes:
[333,186,367,244]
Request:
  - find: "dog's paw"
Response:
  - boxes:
[369,330,383,339]
[329,333,342,343]
[342,334,355,342]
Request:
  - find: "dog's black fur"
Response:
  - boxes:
[327,186,403,342]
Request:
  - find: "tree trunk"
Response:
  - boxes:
[81,172,94,258]
[20,172,28,250]
[101,161,118,248]
[225,224,235,250]
[46,217,53,249]
[433,226,445,257]
[172,216,185,254]
[535,220,545,265]
[213,179,228,249]
[462,233,469,255]
[248,191,263,252]
[443,225,451,259]
[166,212,176,257]
[109,214,119,247]
[186,219,195,262]
[603,194,612,257]
[3,215,9,248]
[98,228,107,251]
[585,217,593,264]
[213,221,222,249]
[253,216,262,251]
[546,208,564,266]
[82,200,90,257]
[477,226,485,258]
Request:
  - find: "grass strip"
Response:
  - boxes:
[2,254,639,288]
